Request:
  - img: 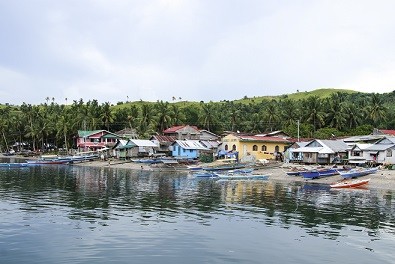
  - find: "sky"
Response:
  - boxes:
[1,0,395,105]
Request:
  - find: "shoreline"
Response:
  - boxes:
[72,159,395,191]
[2,155,394,191]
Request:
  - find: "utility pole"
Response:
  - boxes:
[297,120,300,142]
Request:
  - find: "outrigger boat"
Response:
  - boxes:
[0,162,29,168]
[339,167,378,179]
[299,168,339,179]
[330,178,370,188]
[215,173,269,180]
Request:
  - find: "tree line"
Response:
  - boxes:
[0,91,394,153]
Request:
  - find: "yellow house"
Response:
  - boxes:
[221,134,292,162]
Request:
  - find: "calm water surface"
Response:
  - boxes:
[0,162,394,264]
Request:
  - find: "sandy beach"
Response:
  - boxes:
[72,159,395,191]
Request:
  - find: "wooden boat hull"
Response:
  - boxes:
[340,167,378,179]
[330,178,370,188]
[0,163,29,168]
[215,173,269,180]
[300,168,339,179]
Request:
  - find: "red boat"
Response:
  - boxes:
[330,178,370,189]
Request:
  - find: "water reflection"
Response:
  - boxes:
[0,165,394,238]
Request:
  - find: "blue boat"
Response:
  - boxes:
[300,168,339,179]
[193,171,217,178]
[0,163,29,168]
[202,163,247,172]
[339,167,378,179]
[214,173,269,180]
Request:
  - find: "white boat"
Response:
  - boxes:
[214,172,269,180]
[339,167,378,179]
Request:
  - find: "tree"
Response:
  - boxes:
[199,102,216,131]
[368,93,387,127]
[302,96,325,132]
[101,102,114,131]
[325,93,347,130]
[155,101,173,133]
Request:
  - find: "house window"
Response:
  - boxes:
[387,149,392,157]
[225,145,228,151]
[232,144,236,151]
[352,151,361,157]
[253,145,258,151]
[275,145,279,152]
[261,145,267,151]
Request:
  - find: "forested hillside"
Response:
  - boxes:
[1,88,394,151]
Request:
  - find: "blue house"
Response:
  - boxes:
[171,140,209,159]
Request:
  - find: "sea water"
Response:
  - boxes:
[0,164,394,264]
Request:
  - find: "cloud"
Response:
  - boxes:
[1,0,395,104]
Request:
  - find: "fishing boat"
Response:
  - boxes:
[0,162,29,168]
[214,168,269,180]
[339,167,378,179]
[330,178,370,188]
[299,168,339,179]
[26,158,71,165]
[214,173,269,180]
[193,171,217,178]
[202,163,247,172]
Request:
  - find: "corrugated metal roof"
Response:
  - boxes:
[200,140,221,149]
[238,135,291,143]
[163,125,199,133]
[129,139,158,147]
[365,144,395,151]
[150,135,177,143]
[319,140,348,152]
[174,140,209,150]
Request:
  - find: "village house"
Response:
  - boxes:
[113,139,157,159]
[285,141,310,163]
[76,130,120,152]
[171,140,210,159]
[346,143,374,165]
[292,139,348,164]
[149,135,177,156]
[220,133,291,163]
[199,129,221,141]
[115,128,139,139]
[362,137,395,165]
[163,125,201,140]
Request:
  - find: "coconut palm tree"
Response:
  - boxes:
[155,101,173,133]
[368,93,387,127]
[302,96,325,132]
[101,102,114,131]
[199,102,216,131]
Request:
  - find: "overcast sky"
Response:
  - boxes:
[1,0,395,105]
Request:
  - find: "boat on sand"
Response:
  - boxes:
[330,178,370,188]
[339,167,378,179]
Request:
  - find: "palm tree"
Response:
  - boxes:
[325,93,347,130]
[199,102,216,131]
[302,96,325,132]
[101,102,114,131]
[139,103,155,136]
[368,93,387,127]
[155,101,173,133]
[343,102,363,129]
[171,104,185,126]
[263,99,279,131]
[278,99,299,128]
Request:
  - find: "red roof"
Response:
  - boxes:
[151,135,177,142]
[163,125,199,133]
[238,135,291,143]
[379,129,395,136]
